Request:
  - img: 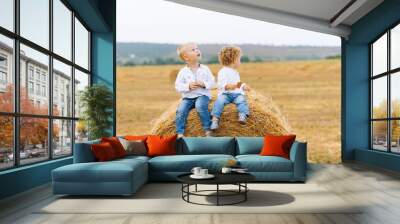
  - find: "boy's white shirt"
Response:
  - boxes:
[175,64,216,99]
[217,66,246,95]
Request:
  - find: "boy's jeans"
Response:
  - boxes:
[211,93,249,118]
[175,95,211,134]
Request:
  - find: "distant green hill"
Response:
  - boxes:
[117,42,340,66]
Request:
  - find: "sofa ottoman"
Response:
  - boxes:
[52,156,148,196]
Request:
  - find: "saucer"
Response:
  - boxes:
[190,174,215,179]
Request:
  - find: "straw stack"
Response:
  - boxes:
[150,90,292,137]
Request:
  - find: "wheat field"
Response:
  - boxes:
[117,59,341,163]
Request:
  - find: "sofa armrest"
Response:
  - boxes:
[289,141,307,181]
[73,140,100,163]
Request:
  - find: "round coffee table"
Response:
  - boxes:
[177,173,255,206]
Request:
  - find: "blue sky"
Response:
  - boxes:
[117,0,341,46]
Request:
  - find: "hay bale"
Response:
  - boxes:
[150,90,293,137]
[169,69,179,84]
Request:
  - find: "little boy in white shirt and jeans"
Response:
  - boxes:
[175,43,216,137]
[211,46,250,130]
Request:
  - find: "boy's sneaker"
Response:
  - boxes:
[205,130,213,137]
[239,113,247,124]
[210,119,219,130]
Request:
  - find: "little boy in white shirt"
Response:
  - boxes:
[175,43,216,137]
[211,46,250,130]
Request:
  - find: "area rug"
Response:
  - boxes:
[37,183,362,214]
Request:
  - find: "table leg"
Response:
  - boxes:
[195,184,197,192]
[245,183,247,201]
[217,184,219,206]
[181,184,183,199]
[187,184,190,202]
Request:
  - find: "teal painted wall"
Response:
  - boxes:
[0,0,116,200]
[0,158,72,199]
[343,0,400,171]
[92,32,115,135]
[91,0,116,135]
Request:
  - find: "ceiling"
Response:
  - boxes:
[166,0,384,38]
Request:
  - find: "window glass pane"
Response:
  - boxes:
[20,44,49,115]
[391,72,400,118]
[74,18,89,70]
[53,0,72,60]
[20,0,49,49]
[0,0,14,31]
[372,33,387,76]
[20,117,49,165]
[53,119,72,157]
[0,34,14,112]
[392,24,400,70]
[53,59,72,117]
[391,120,400,153]
[372,76,387,119]
[75,120,88,143]
[0,116,13,170]
[74,69,89,118]
[372,121,388,151]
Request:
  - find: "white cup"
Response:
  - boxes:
[200,169,208,176]
[191,167,202,176]
[221,167,232,174]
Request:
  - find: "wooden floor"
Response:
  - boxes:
[1,162,400,224]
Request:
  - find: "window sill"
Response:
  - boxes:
[0,156,72,176]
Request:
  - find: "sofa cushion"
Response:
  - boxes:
[236,137,264,155]
[149,154,235,172]
[236,155,293,172]
[124,135,150,141]
[113,156,150,168]
[260,135,296,159]
[147,135,177,157]
[119,138,147,156]
[124,135,154,149]
[91,142,118,161]
[53,159,147,183]
[101,137,127,158]
[178,137,235,155]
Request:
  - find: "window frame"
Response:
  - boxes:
[370,21,400,154]
[0,0,92,171]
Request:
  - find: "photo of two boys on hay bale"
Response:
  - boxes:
[151,43,292,138]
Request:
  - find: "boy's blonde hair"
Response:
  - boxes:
[177,42,195,61]
[218,46,241,66]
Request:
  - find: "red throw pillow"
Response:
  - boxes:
[124,135,149,141]
[91,142,117,161]
[101,137,126,158]
[260,135,296,159]
[146,135,177,157]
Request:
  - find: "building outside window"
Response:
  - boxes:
[0,54,7,87]
[35,83,40,95]
[0,54,7,67]
[35,70,40,81]
[28,67,34,80]
[28,81,34,94]
[41,73,46,83]
[0,71,7,85]
[41,85,46,97]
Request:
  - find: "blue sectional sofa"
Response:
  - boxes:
[52,137,307,196]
